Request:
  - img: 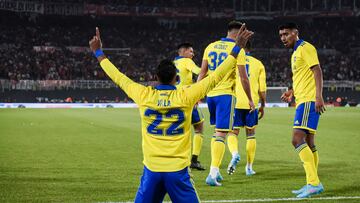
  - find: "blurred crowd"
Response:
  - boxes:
[0,12,359,85]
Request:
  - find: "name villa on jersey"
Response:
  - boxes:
[157,99,171,107]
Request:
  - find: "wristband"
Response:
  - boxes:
[94,49,104,58]
[231,45,241,55]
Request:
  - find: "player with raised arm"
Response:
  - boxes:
[279,23,325,198]
[174,43,206,171]
[197,21,255,186]
[89,26,253,202]
[227,41,267,176]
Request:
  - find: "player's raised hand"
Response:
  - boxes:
[315,96,326,115]
[280,90,293,103]
[89,27,102,52]
[235,23,254,48]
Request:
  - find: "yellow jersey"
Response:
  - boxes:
[202,38,246,97]
[235,53,267,109]
[291,40,319,105]
[99,56,236,172]
[173,56,201,87]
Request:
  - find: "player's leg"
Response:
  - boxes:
[207,95,235,186]
[190,106,205,170]
[205,96,223,186]
[292,102,323,198]
[134,166,166,203]
[165,167,200,203]
[226,108,243,175]
[245,109,258,176]
[245,128,256,176]
[306,133,319,170]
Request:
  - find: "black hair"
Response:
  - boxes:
[177,42,193,50]
[156,59,177,84]
[228,20,243,32]
[278,22,298,30]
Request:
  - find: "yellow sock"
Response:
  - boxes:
[311,146,319,170]
[211,135,216,146]
[227,133,238,155]
[211,136,226,168]
[296,143,320,186]
[192,133,203,156]
[246,136,256,165]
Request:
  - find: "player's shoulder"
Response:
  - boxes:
[300,40,317,52]
[248,55,263,64]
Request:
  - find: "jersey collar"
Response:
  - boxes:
[221,38,235,42]
[174,56,184,60]
[155,84,177,90]
[293,39,304,51]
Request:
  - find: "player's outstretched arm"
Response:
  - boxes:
[311,64,325,114]
[89,27,146,104]
[185,24,253,104]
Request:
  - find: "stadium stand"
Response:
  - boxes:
[0,0,359,105]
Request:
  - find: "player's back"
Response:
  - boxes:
[235,55,266,109]
[173,57,199,87]
[203,38,245,97]
[138,85,195,172]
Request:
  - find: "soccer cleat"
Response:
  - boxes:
[227,154,241,175]
[292,185,307,195]
[216,172,223,182]
[245,166,256,176]
[190,161,206,171]
[296,183,324,198]
[206,175,222,186]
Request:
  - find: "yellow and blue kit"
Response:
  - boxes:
[233,53,267,129]
[99,55,237,202]
[202,38,246,131]
[291,39,320,133]
[174,56,204,125]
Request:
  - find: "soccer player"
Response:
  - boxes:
[174,43,205,170]
[279,23,325,198]
[89,26,253,202]
[197,21,255,186]
[227,41,267,176]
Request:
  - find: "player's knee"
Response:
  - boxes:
[246,128,255,135]
[292,129,306,147]
[232,129,240,136]
[193,122,203,133]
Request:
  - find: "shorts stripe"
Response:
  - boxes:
[301,102,310,127]
[188,168,201,202]
[229,96,235,130]
[305,102,310,126]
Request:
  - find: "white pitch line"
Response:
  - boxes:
[100,196,360,203]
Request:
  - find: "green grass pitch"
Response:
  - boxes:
[0,108,359,202]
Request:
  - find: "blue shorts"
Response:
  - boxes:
[206,95,236,131]
[135,166,199,203]
[233,108,259,129]
[293,102,320,134]
[191,106,204,125]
